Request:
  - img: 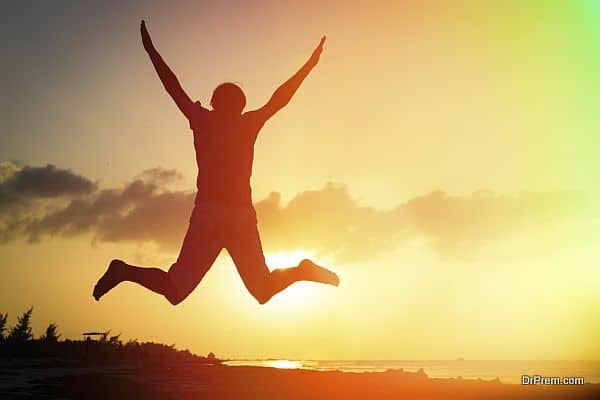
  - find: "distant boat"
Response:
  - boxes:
[456,358,465,361]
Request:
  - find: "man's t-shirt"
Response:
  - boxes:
[187,102,266,208]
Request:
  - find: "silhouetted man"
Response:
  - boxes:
[94,21,339,305]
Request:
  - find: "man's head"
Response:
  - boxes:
[210,82,246,115]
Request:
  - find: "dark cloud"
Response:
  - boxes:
[21,167,192,249]
[0,162,96,208]
[0,163,588,262]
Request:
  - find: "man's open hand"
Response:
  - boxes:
[310,36,326,66]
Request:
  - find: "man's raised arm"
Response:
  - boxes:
[252,36,326,122]
[141,20,195,119]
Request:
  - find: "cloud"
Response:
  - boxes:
[399,189,585,257]
[0,163,589,262]
[22,167,193,249]
[255,184,401,262]
[0,162,97,221]
[0,162,96,200]
[256,186,586,261]
[0,162,98,243]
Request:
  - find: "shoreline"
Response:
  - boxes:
[223,358,600,384]
[3,359,599,399]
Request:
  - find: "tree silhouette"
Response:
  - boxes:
[8,307,33,342]
[0,306,220,366]
[0,313,7,341]
[108,333,122,346]
[41,323,60,342]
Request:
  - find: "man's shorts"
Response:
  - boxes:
[167,202,271,303]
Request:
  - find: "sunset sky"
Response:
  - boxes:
[1,1,599,361]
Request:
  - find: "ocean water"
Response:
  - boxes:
[223,359,600,384]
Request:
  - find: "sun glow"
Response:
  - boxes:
[264,250,316,269]
[268,359,302,369]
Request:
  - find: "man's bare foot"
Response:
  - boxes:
[93,259,127,301]
[298,259,340,286]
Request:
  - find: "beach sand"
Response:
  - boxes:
[3,360,599,399]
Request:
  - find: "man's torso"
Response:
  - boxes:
[189,104,264,207]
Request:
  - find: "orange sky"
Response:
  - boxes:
[1,1,599,360]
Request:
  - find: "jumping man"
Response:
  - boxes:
[93,21,339,305]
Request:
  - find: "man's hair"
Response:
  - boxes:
[210,82,246,114]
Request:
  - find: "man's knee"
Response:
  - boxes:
[165,292,184,306]
[254,293,271,305]
[164,281,185,306]
[166,293,184,306]
[248,285,273,305]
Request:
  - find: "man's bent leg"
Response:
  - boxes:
[93,259,178,303]
[272,259,339,289]
[227,219,339,305]
[166,206,222,305]
[257,260,339,304]
[94,205,222,305]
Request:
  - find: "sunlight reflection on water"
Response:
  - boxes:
[268,360,303,369]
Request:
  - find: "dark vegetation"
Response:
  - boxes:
[2,308,597,399]
[0,307,219,366]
